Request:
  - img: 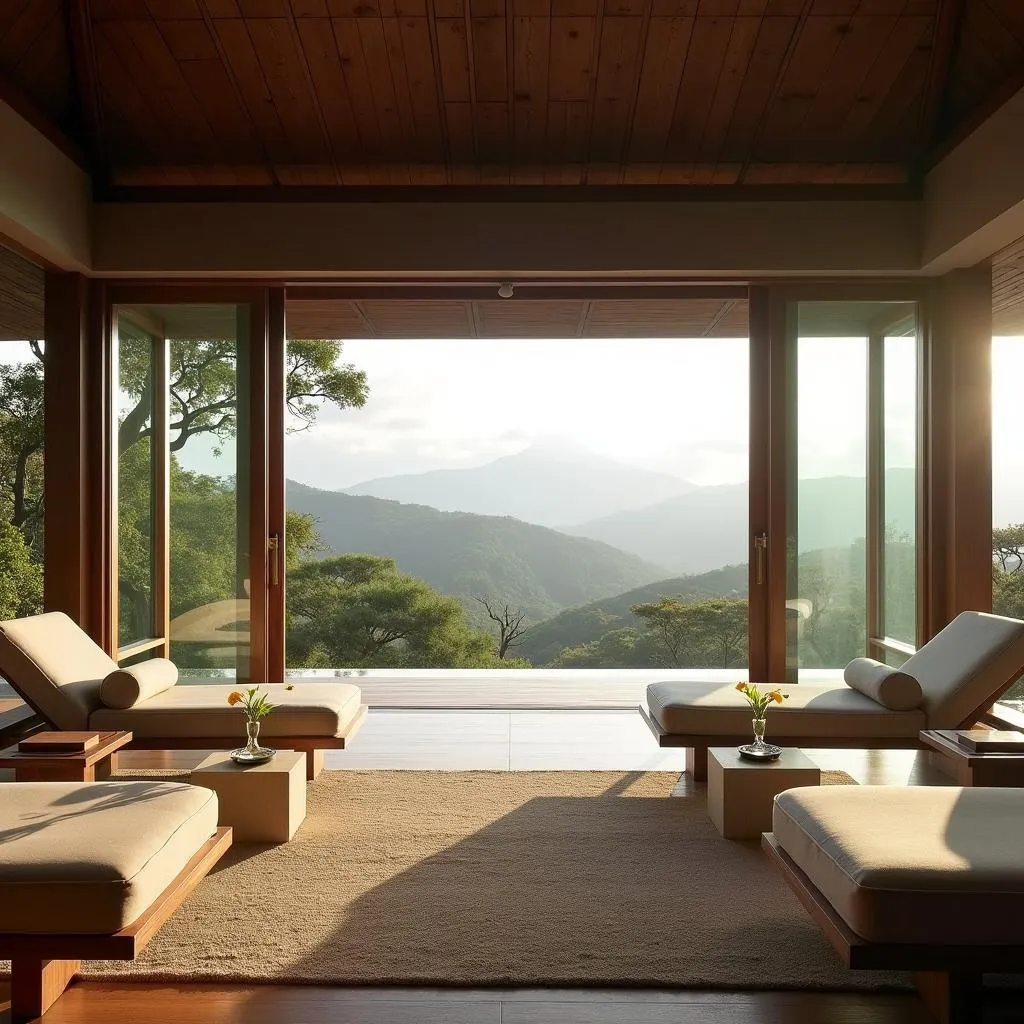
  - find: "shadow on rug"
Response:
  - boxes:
[82,770,908,991]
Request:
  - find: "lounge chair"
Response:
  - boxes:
[0,612,367,780]
[763,785,1024,1023]
[0,780,231,1018]
[640,611,1024,779]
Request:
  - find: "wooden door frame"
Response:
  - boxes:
[101,285,271,682]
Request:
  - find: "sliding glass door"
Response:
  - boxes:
[110,294,268,681]
[785,300,920,681]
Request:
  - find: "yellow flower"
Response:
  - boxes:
[227,691,243,706]
[768,690,785,704]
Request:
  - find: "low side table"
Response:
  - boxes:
[707,746,821,840]
[919,729,1024,787]
[191,750,306,843]
[0,730,133,782]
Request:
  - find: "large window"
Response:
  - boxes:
[0,245,45,715]
[787,301,918,679]
[283,298,750,675]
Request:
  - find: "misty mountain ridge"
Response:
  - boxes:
[288,480,669,625]
[342,442,696,527]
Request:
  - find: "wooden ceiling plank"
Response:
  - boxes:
[245,16,335,165]
[835,14,931,153]
[331,17,386,158]
[627,15,693,163]
[798,13,900,161]
[918,0,966,151]
[381,17,422,162]
[547,15,596,100]
[665,12,734,161]
[207,13,292,166]
[0,0,57,64]
[717,14,795,163]
[12,1,75,129]
[697,13,761,167]
[470,15,507,100]
[356,16,409,161]
[577,0,603,178]
[512,14,550,161]
[587,14,644,168]
[156,18,220,60]
[0,0,37,37]
[398,15,446,164]
[295,16,361,163]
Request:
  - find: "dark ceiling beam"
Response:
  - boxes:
[66,0,104,172]
[0,65,88,171]
[918,0,967,154]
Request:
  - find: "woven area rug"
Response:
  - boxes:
[72,769,909,990]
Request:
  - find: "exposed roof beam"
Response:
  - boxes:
[918,0,967,155]
[0,67,87,172]
[66,0,104,172]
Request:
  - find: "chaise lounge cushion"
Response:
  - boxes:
[773,785,1024,944]
[89,681,362,738]
[0,780,218,934]
[646,681,925,738]
[843,658,922,711]
[0,612,114,730]
[100,657,179,709]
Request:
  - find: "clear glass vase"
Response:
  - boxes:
[230,719,274,764]
[244,719,262,756]
[751,717,768,751]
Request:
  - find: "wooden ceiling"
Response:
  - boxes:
[1,0,1023,190]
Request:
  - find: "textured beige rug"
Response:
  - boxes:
[72,769,908,990]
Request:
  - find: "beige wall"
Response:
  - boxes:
[0,100,91,272]
[923,85,1024,274]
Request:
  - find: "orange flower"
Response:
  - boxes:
[735,682,748,693]
[769,690,784,704]
[227,691,243,706]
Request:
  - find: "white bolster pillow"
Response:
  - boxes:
[843,657,922,711]
[100,658,178,709]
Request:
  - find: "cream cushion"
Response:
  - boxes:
[0,781,218,934]
[843,658,922,711]
[646,681,924,738]
[902,611,1024,726]
[90,681,362,738]
[100,658,179,709]
[773,785,1024,944]
[0,612,115,729]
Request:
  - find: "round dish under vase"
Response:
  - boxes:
[230,719,276,765]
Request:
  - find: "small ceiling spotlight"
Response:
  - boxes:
[497,281,515,299]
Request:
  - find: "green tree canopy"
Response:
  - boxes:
[630,596,748,669]
[287,553,511,669]
[0,520,43,620]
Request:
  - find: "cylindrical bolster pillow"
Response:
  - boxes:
[100,658,178,709]
[843,657,922,711]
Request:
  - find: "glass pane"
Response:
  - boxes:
[0,245,45,717]
[119,304,252,680]
[792,326,868,676]
[116,314,158,647]
[789,301,917,680]
[282,302,750,681]
[882,333,917,645]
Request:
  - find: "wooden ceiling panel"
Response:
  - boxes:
[993,234,1024,336]
[1,0,1020,188]
[0,245,44,343]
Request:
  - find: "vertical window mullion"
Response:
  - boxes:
[866,331,884,657]
[153,330,170,656]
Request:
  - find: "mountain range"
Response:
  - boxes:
[343,442,695,527]
[287,480,668,624]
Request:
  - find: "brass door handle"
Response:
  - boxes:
[753,532,768,586]
[268,534,281,587]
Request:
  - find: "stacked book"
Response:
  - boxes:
[951,729,1024,753]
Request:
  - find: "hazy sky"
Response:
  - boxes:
[3,335,1024,523]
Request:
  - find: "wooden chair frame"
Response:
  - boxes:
[762,832,1021,1024]
[0,827,231,1020]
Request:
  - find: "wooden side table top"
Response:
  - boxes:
[708,746,820,774]
[0,730,133,770]
[919,729,1024,764]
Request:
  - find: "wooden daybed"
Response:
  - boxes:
[0,780,230,1019]
[0,612,367,780]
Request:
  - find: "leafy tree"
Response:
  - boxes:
[631,596,747,668]
[549,627,643,668]
[287,553,512,669]
[0,346,44,555]
[0,521,43,619]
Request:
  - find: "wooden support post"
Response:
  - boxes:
[914,970,983,1024]
[11,957,80,1019]
[306,748,325,781]
[685,745,708,782]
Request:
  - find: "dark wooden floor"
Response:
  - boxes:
[0,710,1013,1023]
